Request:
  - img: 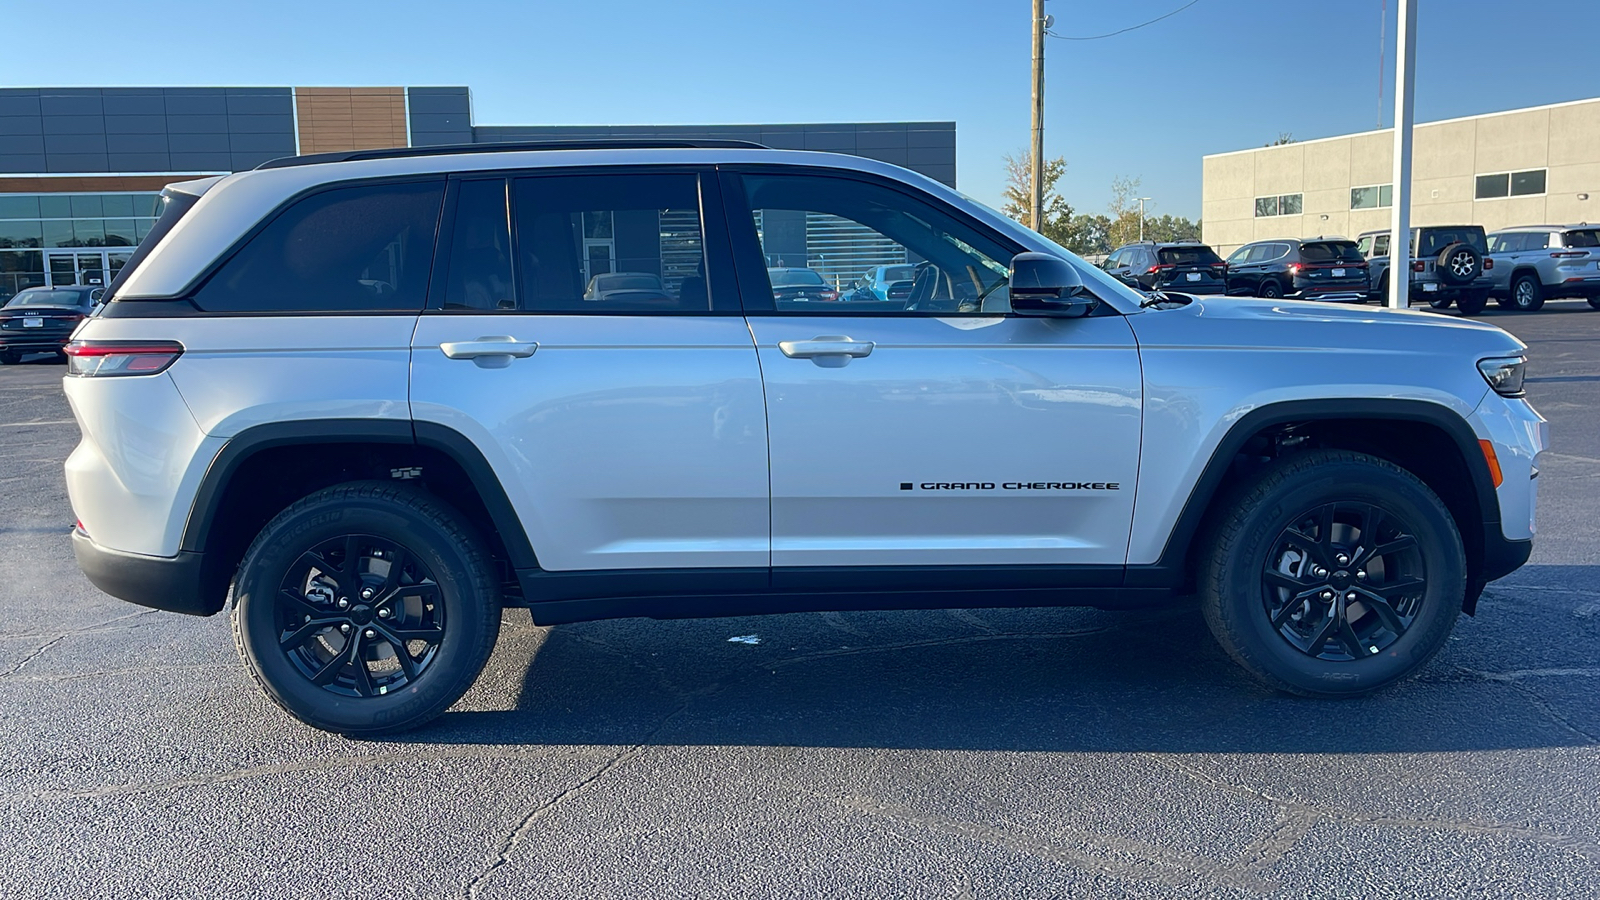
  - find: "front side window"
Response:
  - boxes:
[739,173,1012,313]
[1487,233,1523,253]
[194,180,443,313]
[1227,245,1252,265]
[513,173,709,313]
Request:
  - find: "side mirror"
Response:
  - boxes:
[1010,252,1099,317]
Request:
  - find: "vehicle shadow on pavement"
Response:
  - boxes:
[373,565,1600,755]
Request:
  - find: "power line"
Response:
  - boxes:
[1045,0,1203,41]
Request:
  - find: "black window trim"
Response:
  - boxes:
[718,164,1031,318]
[423,164,741,317]
[106,173,449,317]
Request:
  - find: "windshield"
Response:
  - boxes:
[879,265,915,282]
[768,269,825,286]
[1564,229,1600,248]
[596,274,660,290]
[1300,241,1364,263]
[1418,228,1487,256]
[4,289,91,308]
[1157,246,1222,266]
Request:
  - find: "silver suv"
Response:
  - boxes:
[1356,226,1497,314]
[1484,225,1600,312]
[63,141,1545,734]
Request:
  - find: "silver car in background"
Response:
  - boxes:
[1484,224,1600,312]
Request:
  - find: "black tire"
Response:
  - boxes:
[1588,295,1600,310]
[1370,273,1387,304]
[0,350,19,365]
[1509,274,1545,312]
[1435,242,1481,286]
[1259,280,1283,299]
[1426,294,1453,309]
[1495,296,1516,310]
[1456,290,1489,316]
[1200,449,1465,698]
[233,481,501,735]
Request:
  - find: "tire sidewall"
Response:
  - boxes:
[235,492,493,733]
[1213,460,1464,695]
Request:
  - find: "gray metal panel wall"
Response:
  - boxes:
[0,87,296,174]
[407,87,474,147]
[472,122,958,186]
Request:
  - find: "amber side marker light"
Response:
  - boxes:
[1479,439,1504,488]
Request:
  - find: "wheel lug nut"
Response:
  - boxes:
[1312,566,1327,578]
[1356,570,1367,580]
[337,598,349,609]
[339,624,350,634]
[364,629,375,639]
[378,608,391,618]
[1335,553,1350,566]
[361,588,374,600]
[1321,590,1334,600]
[1346,592,1357,601]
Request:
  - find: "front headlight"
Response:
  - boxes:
[1477,356,1526,397]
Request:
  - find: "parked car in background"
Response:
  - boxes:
[1224,238,1370,302]
[0,285,101,364]
[766,267,837,303]
[1484,225,1600,311]
[1356,225,1495,315]
[583,272,672,305]
[1101,240,1228,294]
[839,264,916,302]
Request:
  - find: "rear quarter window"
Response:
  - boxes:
[192,180,444,313]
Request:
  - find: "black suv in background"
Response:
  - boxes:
[1357,225,1495,315]
[1102,240,1227,294]
[1224,238,1371,302]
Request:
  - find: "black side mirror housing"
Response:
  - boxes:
[1010,252,1099,317]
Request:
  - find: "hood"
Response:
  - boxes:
[1132,295,1526,357]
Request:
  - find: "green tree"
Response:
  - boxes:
[1106,175,1145,248]
[1001,151,1073,239]
[1141,213,1202,242]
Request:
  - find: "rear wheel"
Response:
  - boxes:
[1510,274,1545,311]
[1200,450,1465,697]
[1588,295,1600,310]
[233,481,501,735]
[1259,280,1283,299]
[1456,290,1489,316]
[1426,293,1453,309]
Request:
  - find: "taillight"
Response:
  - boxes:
[1412,260,1426,272]
[64,340,183,377]
[1552,251,1586,258]
[1288,264,1302,275]
[820,290,837,301]
[1147,264,1174,274]
[1484,258,1494,270]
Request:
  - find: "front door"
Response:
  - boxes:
[725,170,1144,571]
[409,171,770,577]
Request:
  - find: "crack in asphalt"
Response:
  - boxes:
[459,704,690,900]
[1,635,65,677]
[3,608,158,644]
[1154,757,1600,864]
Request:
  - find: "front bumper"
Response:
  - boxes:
[72,529,223,616]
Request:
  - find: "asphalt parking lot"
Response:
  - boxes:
[1,301,1597,899]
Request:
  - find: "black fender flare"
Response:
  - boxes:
[1125,398,1502,589]
[179,418,539,569]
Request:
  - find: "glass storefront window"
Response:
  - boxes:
[101,195,135,217]
[0,196,40,220]
[0,220,43,248]
[41,220,73,247]
[70,195,104,217]
[39,196,72,218]
[71,220,105,247]
[103,219,137,246]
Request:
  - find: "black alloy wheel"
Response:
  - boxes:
[1261,502,1424,661]
[1259,280,1283,299]
[1200,449,1465,697]
[234,481,501,734]
[275,534,445,698]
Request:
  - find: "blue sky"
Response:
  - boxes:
[6,0,1595,220]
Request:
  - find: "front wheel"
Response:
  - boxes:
[1200,450,1465,697]
[1510,275,1545,311]
[233,481,502,735]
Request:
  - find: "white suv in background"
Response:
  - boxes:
[64,142,1546,734]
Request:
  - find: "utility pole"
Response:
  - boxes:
[1387,0,1417,310]
[1030,0,1047,230]
[1138,197,1152,241]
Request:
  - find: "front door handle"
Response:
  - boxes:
[778,335,875,368]
[439,335,538,369]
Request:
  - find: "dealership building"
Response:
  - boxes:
[1201,96,1600,254]
[0,85,956,299]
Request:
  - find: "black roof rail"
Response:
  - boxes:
[256,138,771,170]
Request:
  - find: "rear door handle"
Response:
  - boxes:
[439,335,538,368]
[778,335,875,368]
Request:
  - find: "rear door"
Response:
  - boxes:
[725,168,1143,577]
[408,169,771,578]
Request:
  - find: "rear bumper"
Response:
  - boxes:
[1289,287,1368,302]
[0,334,71,352]
[72,529,222,616]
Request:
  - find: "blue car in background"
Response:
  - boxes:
[839,263,917,302]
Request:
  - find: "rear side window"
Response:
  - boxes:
[513,172,710,313]
[1299,241,1363,263]
[193,180,444,313]
[443,179,515,311]
[1563,229,1600,248]
[1157,246,1222,266]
